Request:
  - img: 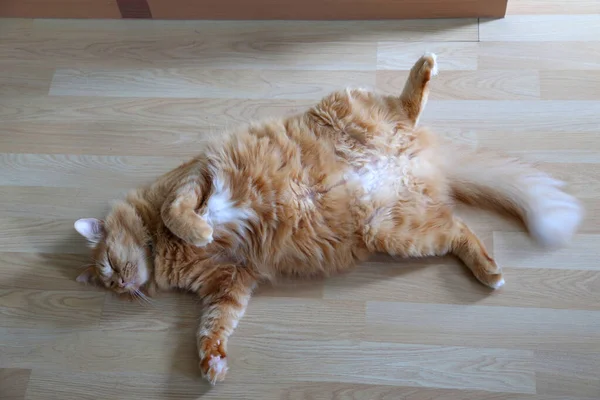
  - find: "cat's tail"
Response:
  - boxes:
[444,147,583,248]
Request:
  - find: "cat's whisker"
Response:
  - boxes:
[131,291,148,308]
[134,289,154,307]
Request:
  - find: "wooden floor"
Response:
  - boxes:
[2,2,600,399]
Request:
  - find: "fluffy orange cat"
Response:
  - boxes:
[74,54,582,384]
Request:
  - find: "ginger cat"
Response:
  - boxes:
[74,54,582,384]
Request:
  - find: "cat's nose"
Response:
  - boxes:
[117,277,125,286]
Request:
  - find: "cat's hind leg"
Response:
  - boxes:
[448,219,505,289]
[366,210,504,289]
[398,53,438,126]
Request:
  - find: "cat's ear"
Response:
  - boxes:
[74,218,105,244]
[76,266,100,285]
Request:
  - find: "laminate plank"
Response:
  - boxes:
[457,197,599,234]
[2,35,377,71]
[507,0,600,15]
[49,68,375,99]
[493,232,600,271]
[378,70,540,100]
[0,289,105,329]
[0,328,534,393]
[376,42,478,71]
[0,96,311,128]
[0,153,184,189]
[478,42,600,70]
[0,186,120,220]
[535,350,600,398]
[25,370,210,400]
[99,291,201,333]
[100,295,361,338]
[0,252,97,291]
[0,328,187,375]
[0,96,313,156]
[224,339,535,393]
[422,101,600,135]
[237,298,364,340]
[480,15,600,42]
[0,122,212,157]
[541,70,600,100]
[366,302,600,351]
[0,217,96,254]
[0,18,32,34]
[474,130,600,163]
[541,163,600,199]
[324,263,600,311]
[23,373,563,400]
[254,278,325,299]
[0,64,54,96]
[0,368,31,400]
[507,150,600,164]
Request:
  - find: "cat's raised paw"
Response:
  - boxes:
[422,52,438,77]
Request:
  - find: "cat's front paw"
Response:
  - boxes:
[199,336,228,384]
[200,354,228,384]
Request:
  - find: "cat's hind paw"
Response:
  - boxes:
[190,223,214,247]
[416,52,438,80]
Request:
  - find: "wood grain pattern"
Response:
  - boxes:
[377,70,540,100]
[541,70,600,100]
[478,42,600,70]
[493,232,600,270]
[480,15,600,42]
[507,0,600,15]
[0,289,105,328]
[324,263,600,310]
[0,65,54,96]
[0,368,31,400]
[0,153,184,189]
[377,42,479,71]
[422,100,600,135]
[0,252,100,291]
[366,302,600,351]
[49,68,376,99]
[535,350,600,398]
[1,12,599,399]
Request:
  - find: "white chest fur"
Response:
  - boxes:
[346,155,431,201]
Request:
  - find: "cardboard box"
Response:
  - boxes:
[0,0,507,19]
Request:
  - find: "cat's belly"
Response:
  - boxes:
[345,154,435,203]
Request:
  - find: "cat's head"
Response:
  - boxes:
[74,202,152,295]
